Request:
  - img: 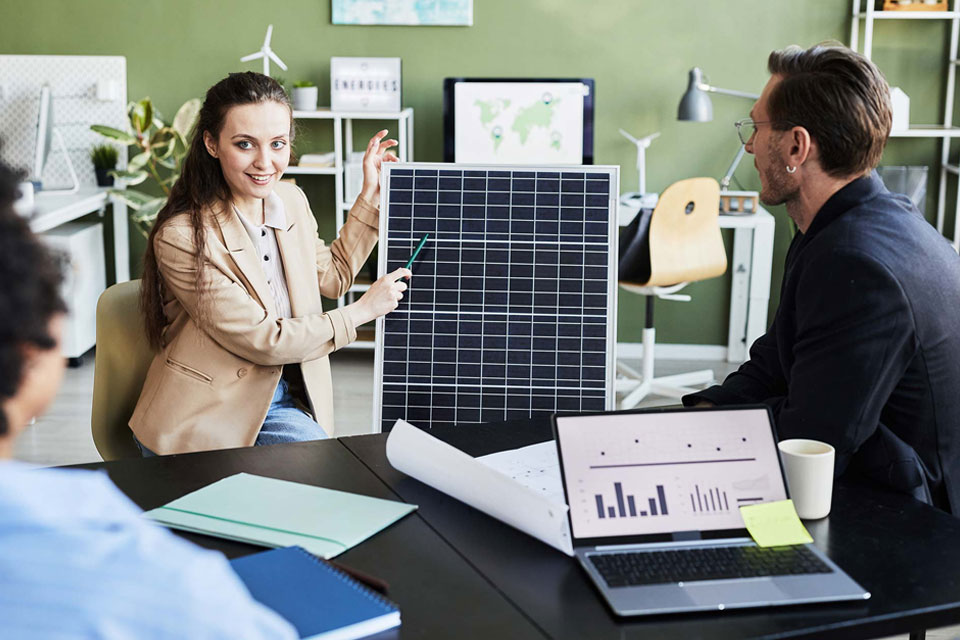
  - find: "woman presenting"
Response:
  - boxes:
[130,72,409,455]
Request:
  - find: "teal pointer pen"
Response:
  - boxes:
[400,233,430,278]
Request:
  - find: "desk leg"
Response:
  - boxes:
[727,228,752,363]
[745,218,775,357]
[112,199,129,283]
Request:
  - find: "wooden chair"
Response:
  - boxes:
[91,280,152,460]
[617,177,727,408]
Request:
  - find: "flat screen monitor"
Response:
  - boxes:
[34,85,53,181]
[443,78,594,165]
[31,84,79,194]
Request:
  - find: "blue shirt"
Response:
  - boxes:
[0,461,298,639]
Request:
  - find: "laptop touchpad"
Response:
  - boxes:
[684,579,782,606]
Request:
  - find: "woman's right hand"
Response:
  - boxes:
[347,268,411,327]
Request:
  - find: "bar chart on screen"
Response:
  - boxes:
[689,483,730,514]
[594,481,669,519]
[556,410,790,537]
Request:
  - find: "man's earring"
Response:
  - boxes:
[785,165,797,174]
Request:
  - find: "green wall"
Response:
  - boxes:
[2,0,951,346]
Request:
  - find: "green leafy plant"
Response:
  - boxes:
[91,96,201,237]
[292,80,316,88]
[89,144,118,171]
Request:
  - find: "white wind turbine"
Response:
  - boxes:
[619,129,660,195]
[241,25,288,77]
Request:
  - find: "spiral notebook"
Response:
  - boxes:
[230,546,400,640]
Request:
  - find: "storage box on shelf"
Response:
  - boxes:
[883,1,948,11]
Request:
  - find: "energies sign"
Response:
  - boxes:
[331,57,402,112]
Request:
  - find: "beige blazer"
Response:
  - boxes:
[129,181,378,454]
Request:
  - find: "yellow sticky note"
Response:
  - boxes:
[738,499,814,548]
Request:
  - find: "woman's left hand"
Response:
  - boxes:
[359,129,399,207]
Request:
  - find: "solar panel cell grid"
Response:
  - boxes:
[375,164,617,431]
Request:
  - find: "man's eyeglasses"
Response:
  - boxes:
[734,118,795,145]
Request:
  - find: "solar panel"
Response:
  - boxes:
[374,163,618,432]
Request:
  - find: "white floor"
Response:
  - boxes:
[12,350,959,640]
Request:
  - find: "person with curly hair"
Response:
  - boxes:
[0,158,298,639]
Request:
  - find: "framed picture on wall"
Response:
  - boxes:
[332,0,472,26]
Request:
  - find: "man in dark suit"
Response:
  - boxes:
[683,44,960,514]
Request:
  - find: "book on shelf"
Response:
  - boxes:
[297,152,336,167]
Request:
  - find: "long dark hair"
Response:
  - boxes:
[141,72,293,350]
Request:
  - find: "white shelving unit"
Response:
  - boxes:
[285,107,414,349]
[850,0,960,250]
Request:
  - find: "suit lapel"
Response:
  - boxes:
[274,187,316,317]
[213,202,275,313]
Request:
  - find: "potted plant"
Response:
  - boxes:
[292,80,318,111]
[90,144,119,187]
[91,96,201,237]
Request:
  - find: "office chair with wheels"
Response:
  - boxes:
[91,279,152,460]
[617,177,727,408]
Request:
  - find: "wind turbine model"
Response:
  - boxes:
[619,129,660,196]
[241,25,288,77]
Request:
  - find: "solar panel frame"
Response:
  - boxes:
[373,162,618,432]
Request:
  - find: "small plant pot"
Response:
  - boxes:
[95,168,115,187]
[292,87,318,111]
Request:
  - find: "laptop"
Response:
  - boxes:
[552,405,870,616]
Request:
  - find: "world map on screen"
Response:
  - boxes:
[455,82,587,164]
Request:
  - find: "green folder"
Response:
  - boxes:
[144,473,417,558]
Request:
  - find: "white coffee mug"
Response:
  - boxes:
[778,439,835,520]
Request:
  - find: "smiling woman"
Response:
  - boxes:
[130,71,410,456]
[203,100,293,223]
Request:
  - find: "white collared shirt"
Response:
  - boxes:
[235,191,293,319]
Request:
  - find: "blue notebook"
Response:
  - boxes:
[230,546,400,640]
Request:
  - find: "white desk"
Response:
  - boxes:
[620,196,775,363]
[720,208,775,362]
[30,187,130,282]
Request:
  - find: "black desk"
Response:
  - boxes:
[341,419,960,640]
[75,439,544,640]
[75,424,960,640]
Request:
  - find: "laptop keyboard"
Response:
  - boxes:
[589,545,833,588]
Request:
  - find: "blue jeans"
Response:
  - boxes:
[136,379,327,457]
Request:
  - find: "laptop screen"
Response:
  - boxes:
[555,407,788,542]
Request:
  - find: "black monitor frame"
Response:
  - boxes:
[442,77,595,165]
